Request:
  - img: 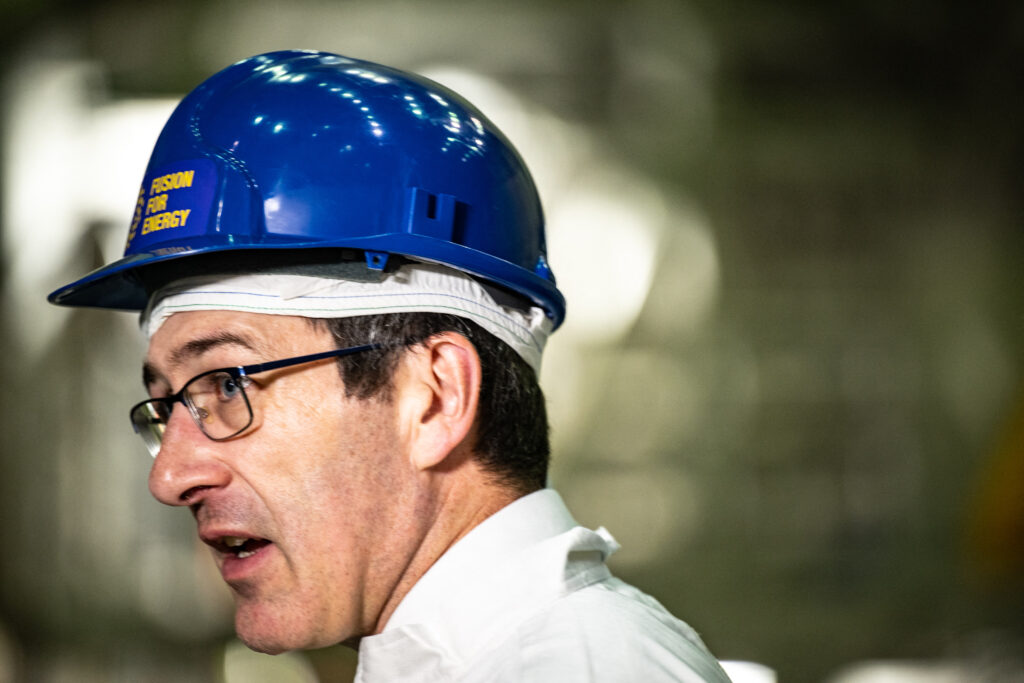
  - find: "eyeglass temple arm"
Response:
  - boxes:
[237,343,384,377]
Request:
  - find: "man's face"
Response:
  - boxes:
[144,311,429,652]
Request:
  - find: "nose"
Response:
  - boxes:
[148,404,232,506]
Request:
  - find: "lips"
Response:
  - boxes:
[217,535,272,559]
[200,529,276,582]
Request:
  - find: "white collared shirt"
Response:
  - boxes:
[355,489,731,682]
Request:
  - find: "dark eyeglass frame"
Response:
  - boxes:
[130,343,383,457]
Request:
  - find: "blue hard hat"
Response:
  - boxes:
[48,50,565,327]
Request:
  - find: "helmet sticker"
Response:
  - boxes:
[125,159,217,252]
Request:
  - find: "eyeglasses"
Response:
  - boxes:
[130,343,382,457]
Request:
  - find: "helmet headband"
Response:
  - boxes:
[141,263,551,372]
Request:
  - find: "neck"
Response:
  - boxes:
[369,466,523,636]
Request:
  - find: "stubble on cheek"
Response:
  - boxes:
[324,397,436,637]
[231,366,425,650]
[248,400,407,648]
[228,537,360,653]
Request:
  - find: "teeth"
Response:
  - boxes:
[237,549,256,559]
[223,536,247,548]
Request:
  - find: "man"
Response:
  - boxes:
[49,50,731,682]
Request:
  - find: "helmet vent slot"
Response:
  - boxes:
[404,187,456,242]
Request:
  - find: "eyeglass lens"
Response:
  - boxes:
[130,370,253,457]
[131,401,169,456]
[185,371,253,438]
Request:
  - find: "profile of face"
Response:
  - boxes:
[143,311,436,652]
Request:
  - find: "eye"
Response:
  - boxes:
[213,372,250,402]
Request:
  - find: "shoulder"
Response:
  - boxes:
[457,577,731,683]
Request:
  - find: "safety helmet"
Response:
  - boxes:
[48,50,565,327]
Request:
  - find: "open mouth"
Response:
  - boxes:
[218,535,271,559]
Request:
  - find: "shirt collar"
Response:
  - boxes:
[383,488,580,632]
[357,488,620,681]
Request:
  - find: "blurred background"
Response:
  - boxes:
[1,1,1023,681]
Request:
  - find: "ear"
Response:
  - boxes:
[395,332,481,471]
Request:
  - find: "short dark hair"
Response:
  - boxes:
[313,313,550,494]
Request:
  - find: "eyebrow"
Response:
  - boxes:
[142,331,260,388]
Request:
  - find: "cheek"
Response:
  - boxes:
[252,368,345,456]
[241,365,411,535]
[302,401,414,553]
[260,384,405,506]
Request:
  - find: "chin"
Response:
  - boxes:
[234,605,349,654]
[236,621,294,654]
[238,636,290,656]
[235,609,309,654]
